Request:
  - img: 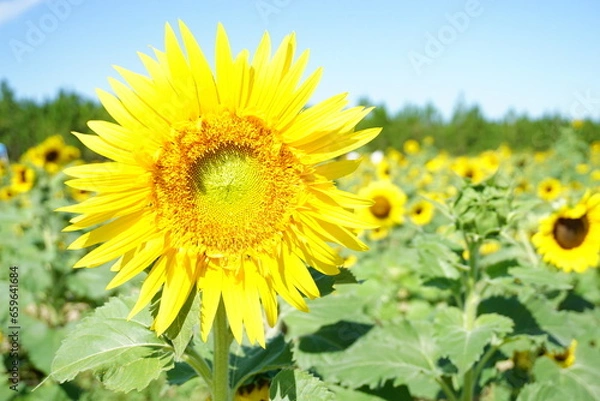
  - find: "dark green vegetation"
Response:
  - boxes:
[1,80,599,159]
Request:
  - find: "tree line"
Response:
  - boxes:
[1,80,598,161]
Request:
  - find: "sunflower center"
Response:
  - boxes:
[371,195,392,219]
[553,216,589,249]
[152,113,304,258]
[190,146,262,209]
[45,149,60,163]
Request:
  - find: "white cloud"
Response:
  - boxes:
[0,0,44,25]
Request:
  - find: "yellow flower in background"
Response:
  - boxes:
[68,187,93,202]
[342,254,358,268]
[546,340,578,368]
[403,139,420,155]
[386,147,406,166]
[10,163,35,193]
[480,240,501,255]
[59,22,380,346]
[0,186,17,201]
[21,135,81,174]
[234,381,270,401]
[375,158,391,181]
[514,178,531,195]
[408,198,435,226]
[478,150,501,174]
[358,180,406,228]
[368,226,390,241]
[534,151,551,163]
[532,192,600,273]
[537,177,562,201]
[0,160,7,177]
[571,119,584,129]
[451,156,486,184]
[425,151,449,172]
[576,163,590,175]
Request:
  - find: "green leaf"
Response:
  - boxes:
[293,321,372,371]
[516,383,570,401]
[435,307,513,374]
[98,349,174,393]
[165,291,200,360]
[508,267,573,291]
[524,295,595,346]
[530,343,600,401]
[415,235,462,280]
[166,362,198,385]
[230,334,293,390]
[311,320,441,394]
[20,315,68,374]
[282,281,376,338]
[478,296,546,337]
[270,370,335,401]
[50,295,174,393]
[311,267,358,296]
[328,385,390,401]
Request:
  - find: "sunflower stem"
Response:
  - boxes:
[182,345,213,389]
[212,299,233,401]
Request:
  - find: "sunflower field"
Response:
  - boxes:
[1,23,600,401]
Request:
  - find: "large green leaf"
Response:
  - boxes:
[282,281,377,338]
[524,295,597,347]
[528,342,600,401]
[508,267,573,292]
[230,334,293,390]
[435,307,513,374]
[50,295,174,393]
[311,319,441,395]
[270,370,335,401]
[516,383,571,401]
[415,234,463,280]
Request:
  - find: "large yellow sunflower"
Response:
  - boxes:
[532,192,600,273]
[58,22,380,346]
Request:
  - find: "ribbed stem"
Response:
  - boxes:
[212,299,233,401]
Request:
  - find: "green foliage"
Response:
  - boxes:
[356,97,600,154]
[0,81,109,160]
[51,295,174,393]
[270,370,335,401]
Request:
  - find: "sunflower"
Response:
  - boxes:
[451,156,487,184]
[234,380,269,401]
[532,192,600,273]
[21,135,80,174]
[537,177,562,201]
[59,22,380,346]
[357,180,406,228]
[408,198,434,226]
[10,163,35,193]
[0,186,17,201]
[375,158,391,181]
[403,139,420,155]
[545,340,577,368]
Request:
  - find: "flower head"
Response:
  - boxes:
[59,22,380,346]
[532,192,600,273]
[357,180,406,228]
[21,135,80,174]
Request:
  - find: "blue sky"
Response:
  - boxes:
[0,0,599,120]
